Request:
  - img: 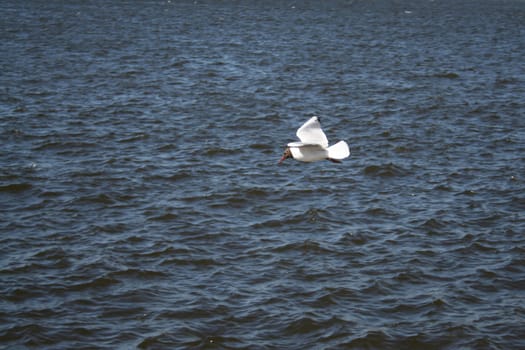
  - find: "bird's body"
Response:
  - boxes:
[279,116,350,164]
[287,142,330,162]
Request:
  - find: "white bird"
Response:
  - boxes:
[279,116,350,164]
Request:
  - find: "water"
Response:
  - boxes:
[1,0,524,348]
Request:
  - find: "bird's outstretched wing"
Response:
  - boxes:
[296,116,329,148]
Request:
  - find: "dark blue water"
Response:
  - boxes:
[1,0,524,348]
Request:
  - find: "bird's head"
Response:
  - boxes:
[278,147,292,164]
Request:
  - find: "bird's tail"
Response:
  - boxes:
[327,141,350,160]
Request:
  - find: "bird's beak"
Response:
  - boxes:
[278,155,286,164]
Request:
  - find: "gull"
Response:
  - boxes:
[279,116,350,164]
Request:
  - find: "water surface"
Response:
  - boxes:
[1,0,524,348]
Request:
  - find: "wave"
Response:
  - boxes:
[363,163,409,178]
[0,183,32,193]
